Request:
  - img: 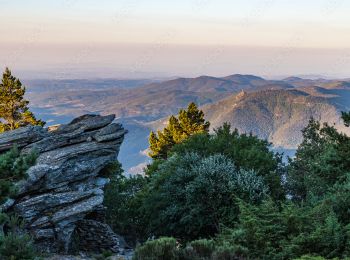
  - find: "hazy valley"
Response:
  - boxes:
[24,75,350,173]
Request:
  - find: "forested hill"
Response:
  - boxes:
[202,87,350,149]
[24,74,294,121]
[24,75,350,172]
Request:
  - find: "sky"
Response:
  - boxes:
[0,0,350,79]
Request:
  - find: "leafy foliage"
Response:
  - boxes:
[133,236,244,260]
[293,256,328,260]
[104,164,148,244]
[287,118,350,201]
[342,111,350,127]
[0,146,38,204]
[215,199,350,259]
[99,160,123,178]
[0,232,36,260]
[133,237,178,260]
[186,239,215,259]
[149,102,210,159]
[0,148,38,259]
[0,67,45,132]
[171,123,285,200]
[106,106,350,259]
[140,153,268,240]
[0,215,37,260]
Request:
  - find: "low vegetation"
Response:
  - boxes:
[0,214,36,260]
[0,146,38,204]
[0,147,38,260]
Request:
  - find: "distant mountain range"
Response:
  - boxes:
[24,75,350,173]
[26,75,293,121]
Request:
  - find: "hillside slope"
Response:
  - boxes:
[203,87,350,148]
[26,74,293,121]
[24,75,350,172]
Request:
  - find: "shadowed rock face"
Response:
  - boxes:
[0,114,127,254]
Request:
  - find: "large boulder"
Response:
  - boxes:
[0,114,127,254]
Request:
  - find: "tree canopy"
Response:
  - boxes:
[141,152,268,240]
[0,67,45,132]
[103,106,350,259]
[171,123,285,200]
[342,111,350,127]
[149,102,210,159]
[287,117,350,201]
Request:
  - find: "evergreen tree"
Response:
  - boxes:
[149,102,209,159]
[0,67,45,132]
[342,111,350,127]
[287,117,350,201]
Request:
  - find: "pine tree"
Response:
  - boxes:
[342,111,350,127]
[149,102,210,159]
[0,67,45,132]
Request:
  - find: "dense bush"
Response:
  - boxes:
[293,256,331,260]
[133,237,244,260]
[133,237,226,260]
[211,244,238,260]
[211,199,350,259]
[141,152,268,240]
[171,123,285,200]
[186,239,215,259]
[133,237,178,260]
[287,118,350,201]
[104,163,148,244]
[0,232,36,260]
[0,214,37,260]
[0,146,37,204]
[0,147,38,259]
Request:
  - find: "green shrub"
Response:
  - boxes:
[99,160,123,178]
[287,118,350,201]
[171,122,285,201]
[0,213,9,235]
[0,232,36,260]
[93,249,114,260]
[104,165,147,244]
[133,237,178,260]
[293,256,327,260]
[0,146,38,204]
[211,243,239,260]
[142,152,268,240]
[0,215,37,260]
[187,239,215,259]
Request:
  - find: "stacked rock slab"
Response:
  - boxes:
[0,114,127,253]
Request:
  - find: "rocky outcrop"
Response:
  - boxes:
[0,114,127,254]
[73,219,123,252]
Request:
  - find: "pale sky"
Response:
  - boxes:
[1,0,350,78]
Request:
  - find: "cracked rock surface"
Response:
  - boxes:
[0,114,127,254]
